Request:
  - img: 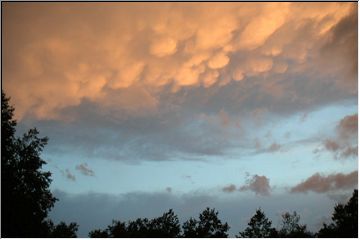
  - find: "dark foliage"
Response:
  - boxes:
[278,211,313,238]
[89,209,180,238]
[317,189,358,238]
[237,208,277,238]
[182,207,230,237]
[47,221,79,238]
[2,91,55,237]
[1,91,78,238]
[88,229,110,238]
[89,208,229,238]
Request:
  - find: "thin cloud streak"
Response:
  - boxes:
[76,163,95,177]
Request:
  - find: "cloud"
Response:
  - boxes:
[337,114,357,139]
[208,52,230,69]
[150,37,177,57]
[4,3,357,163]
[324,139,340,152]
[222,184,236,193]
[268,142,281,152]
[3,2,356,120]
[76,163,95,177]
[65,169,76,181]
[290,171,358,194]
[60,169,76,181]
[322,114,357,159]
[252,140,282,154]
[49,189,344,237]
[340,146,357,158]
[165,187,172,193]
[239,175,271,196]
[236,3,290,50]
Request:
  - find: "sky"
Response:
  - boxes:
[2,2,358,237]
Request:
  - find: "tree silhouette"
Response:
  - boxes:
[317,189,358,238]
[1,91,78,237]
[2,91,57,237]
[278,211,312,238]
[89,209,180,238]
[148,209,181,237]
[47,221,79,238]
[89,229,110,238]
[237,208,277,238]
[182,207,230,237]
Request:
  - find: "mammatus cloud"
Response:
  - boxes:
[4,3,357,163]
[323,114,357,159]
[3,2,356,120]
[76,163,95,177]
[239,175,271,196]
[290,171,358,194]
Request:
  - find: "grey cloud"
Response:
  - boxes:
[64,169,76,181]
[222,184,236,193]
[341,146,357,158]
[300,112,308,123]
[322,114,357,159]
[19,97,235,163]
[55,165,76,181]
[290,171,358,194]
[337,114,357,139]
[268,142,281,152]
[49,189,347,237]
[324,139,340,152]
[239,175,271,196]
[76,163,95,177]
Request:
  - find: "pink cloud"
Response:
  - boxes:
[291,171,357,193]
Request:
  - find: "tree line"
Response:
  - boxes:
[87,192,357,238]
[1,90,358,238]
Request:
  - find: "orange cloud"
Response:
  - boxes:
[208,52,230,69]
[236,3,290,50]
[2,2,356,120]
[150,37,177,57]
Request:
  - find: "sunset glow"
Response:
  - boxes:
[2,2,358,237]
